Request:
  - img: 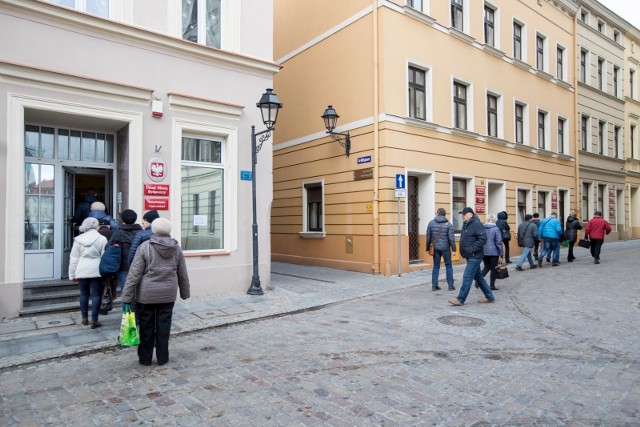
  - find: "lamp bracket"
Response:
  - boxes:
[327,131,351,157]
[256,130,272,155]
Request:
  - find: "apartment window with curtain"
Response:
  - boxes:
[537,111,547,149]
[536,35,545,71]
[513,22,522,60]
[182,0,221,48]
[580,50,588,83]
[451,0,463,31]
[556,46,564,80]
[515,103,524,144]
[558,118,566,154]
[598,121,606,155]
[614,66,620,97]
[407,0,423,11]
[48,0,110,17]
[304,183,323,232]
[597,58,604,91]
[408,67,426,120]
[581,115,589,151]
[484,5,495,46]
[453,82,467,130]
[452,178,467,232]
[614,126,621,158]
[181,135,224,251]
[487,94,498,137]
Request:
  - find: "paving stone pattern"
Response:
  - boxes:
[1,242,640,425]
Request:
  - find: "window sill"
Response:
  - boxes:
[299,232,325,239]
[184,250,230,258]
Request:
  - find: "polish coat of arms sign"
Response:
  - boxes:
[146,157,166,182]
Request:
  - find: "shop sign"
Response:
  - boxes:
[475,196,485,204]
[144,197,169,210]
[475,187,485,195]
[144,183,170,196]
[354,168,373,181]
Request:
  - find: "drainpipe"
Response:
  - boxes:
[573,8,581,220]
[372,0,381,274]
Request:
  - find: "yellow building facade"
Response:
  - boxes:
[272,0,579,274]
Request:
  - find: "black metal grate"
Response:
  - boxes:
[408,176,420,261]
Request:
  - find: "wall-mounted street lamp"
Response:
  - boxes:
[321,105,351,157]
[247,89,283,296]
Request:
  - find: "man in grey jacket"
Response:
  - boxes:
[426,208,457,291]
[515,214,539,271]
[122,218,190,366]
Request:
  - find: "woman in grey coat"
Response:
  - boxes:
[480,214,503,290]
[122,218,190,366]
[516,214,539,271]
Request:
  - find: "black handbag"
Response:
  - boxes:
[495,263,509,279]
[578,238,591,249]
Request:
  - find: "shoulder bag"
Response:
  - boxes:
[428,224,445,256]
[578,237,591,249]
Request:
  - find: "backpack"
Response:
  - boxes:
[99,230,121,277]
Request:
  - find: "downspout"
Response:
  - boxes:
[372,0,381,274]
[574,7,581,219]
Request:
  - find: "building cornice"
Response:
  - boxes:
[1,0,281,75]
[576,0,632,32]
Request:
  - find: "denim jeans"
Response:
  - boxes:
[432,250,454,289]
[517,246,535,268]
[118,270,129,292]
[79,277,102,321]
[456,257,494,304]
[540,239,560,263]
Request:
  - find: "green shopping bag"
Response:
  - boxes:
[118,310,140,347]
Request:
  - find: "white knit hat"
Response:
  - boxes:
[91,201,106,211]
[79,217,99,232]
[151,217,172,236]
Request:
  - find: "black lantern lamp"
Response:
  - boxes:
[321,105,351,157]
[247,89,283,296]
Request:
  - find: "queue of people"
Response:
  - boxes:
[68,204,190,366]
[425,207,612,306]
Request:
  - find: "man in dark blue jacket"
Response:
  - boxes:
[449,207,495,306]
[128,210,159,266]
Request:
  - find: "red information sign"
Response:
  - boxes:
[475,196,485,204]
[144,183,170,197]
[475,187,485,195]
[144,197,169,210]
[475,204,486,214]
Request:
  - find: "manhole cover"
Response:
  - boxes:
[438,315,485,327]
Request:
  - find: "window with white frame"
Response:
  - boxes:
[516,189,529,224]
[537,190,548,218]
[452,178,468,232]
[453,81,468,130]
[580,10,589,24]
[451,0,464,31]
[537,110,548,149]
[487,93,498,137]
[614,125,621,158]
[597,20,605,33]
[182,0,221,48]
[484,4,495,47]
[597,57,605,91]
[536,34,546,72]
[408,66,427,121]
[181,135,224,251]
[582,182,591,221]
[407,0,423,12]
[580,49,589,83]
[513,21,523,60]
[597,184,606,213]
[556,45,565,81]
[614,66,620,97]
[558,117,566,154]
[631,124,637,159]
[598,120,606,155]
[304,182,323,232]
[48,0,110,17]
[614,29,621,44]
[631,69,636,100]
[581,115,590,151]
[515,101,527,144]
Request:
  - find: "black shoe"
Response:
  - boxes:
[546,258,551,263]
[505,261,512,264]
[538,259,543,268]
[432,286,441,291]
[90,321,102,329]
[474,283,479,289]
[490,286,499,291]
[448,286,456,291]
[515,266,524,271]
[567,259,573,262]
[594,259,600,264]
[81,318,89,326]
[530,265,537,270]
[534,255,539,260]
[158,360,168,366]
[139,360,152,366]
[552,263,560,267]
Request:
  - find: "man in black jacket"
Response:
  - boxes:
[449,207,495,306]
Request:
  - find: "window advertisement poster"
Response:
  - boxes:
[193,215,207,227]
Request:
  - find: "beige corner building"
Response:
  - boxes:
[272,0,579,275]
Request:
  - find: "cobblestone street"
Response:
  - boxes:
[1,245,640,425]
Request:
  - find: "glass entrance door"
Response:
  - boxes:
[24,163,56,280]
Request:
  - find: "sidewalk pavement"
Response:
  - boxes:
[1,239,637,371]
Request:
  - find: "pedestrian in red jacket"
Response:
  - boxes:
[584,211,611,264]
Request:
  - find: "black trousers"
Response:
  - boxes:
[481,255,499,288]
[503,240,511,262]
[137,302,175,365]
[590,239,604,260]
[567,241,575,260]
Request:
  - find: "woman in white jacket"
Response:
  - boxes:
[69,217,108,328]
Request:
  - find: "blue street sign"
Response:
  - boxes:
[395,173,405,189]
[357,155,372,164]
[240,170,252,181]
